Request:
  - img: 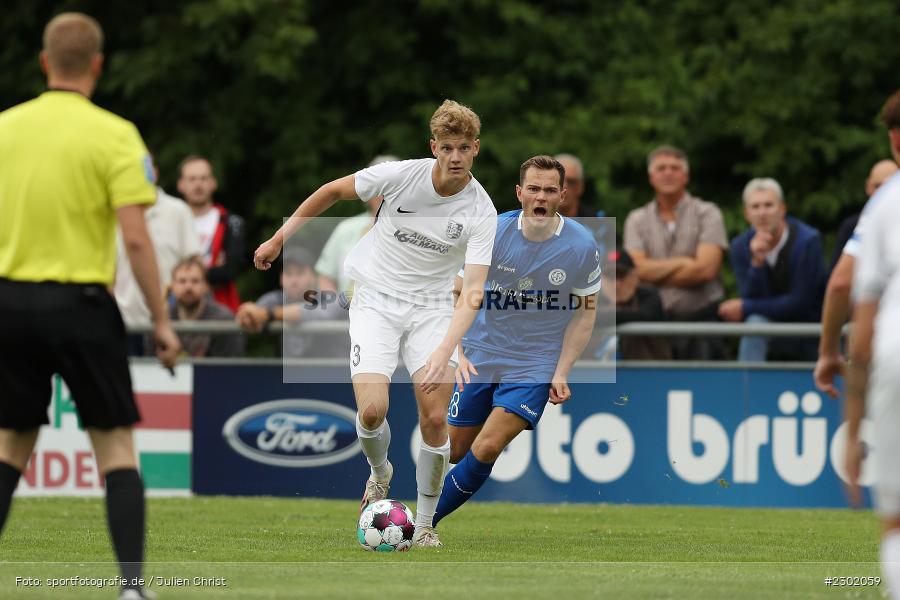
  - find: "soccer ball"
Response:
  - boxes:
[357,499,415,552]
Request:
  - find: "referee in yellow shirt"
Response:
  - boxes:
[0,13,179,600]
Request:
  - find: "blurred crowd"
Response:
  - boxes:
[116,146,898,362]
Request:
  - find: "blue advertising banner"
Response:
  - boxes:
[192,364,870,508]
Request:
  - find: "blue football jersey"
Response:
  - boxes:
[463,210,602,371]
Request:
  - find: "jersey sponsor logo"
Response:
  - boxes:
[396,206,416,214]
[587,264,601,283]
[446,220,464,239]
[392,228,451,254]
[517,277,534,291]
[549,268,567,285]
[487,280,560,309]
[222,399,360,467]
[497,264,517,273]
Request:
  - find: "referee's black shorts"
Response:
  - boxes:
[0,278,140,431]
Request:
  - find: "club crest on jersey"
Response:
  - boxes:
[446,220,463,239]
[517,277,534,291]
[549,268,567,285]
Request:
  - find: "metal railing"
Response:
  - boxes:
[128,320,838,337]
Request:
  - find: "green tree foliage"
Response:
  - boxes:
[3,0,899,298]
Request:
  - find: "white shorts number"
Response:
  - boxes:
[448,391,460,418]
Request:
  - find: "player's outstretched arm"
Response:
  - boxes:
[419,264,489,394]
[550,292,599,404]
[815,253,855,398]
[254,174,359,270]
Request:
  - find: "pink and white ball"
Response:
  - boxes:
[357,500,415,552]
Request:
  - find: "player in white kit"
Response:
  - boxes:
[253,101,497,547]
[844,89,900,600]
[815,92,900,397]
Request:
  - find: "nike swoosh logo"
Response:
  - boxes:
[397,206,416,213]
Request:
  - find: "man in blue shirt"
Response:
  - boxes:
[718,177,826,361]
[433,155,601,527]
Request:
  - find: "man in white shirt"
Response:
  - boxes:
[254,100,497,547]
[177,155,245,313]
[115,158,200,350]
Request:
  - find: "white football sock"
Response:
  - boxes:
[415,437,450,529]
[356,416,391,480]
[882,529,900,600]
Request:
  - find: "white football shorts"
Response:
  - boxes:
[868,356,900,518]
[348,284,458,381]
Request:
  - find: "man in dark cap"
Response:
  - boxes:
[600,248,671,360]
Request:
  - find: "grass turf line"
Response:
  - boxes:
[0,497,882,599]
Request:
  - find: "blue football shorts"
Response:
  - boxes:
[447,347,552,430]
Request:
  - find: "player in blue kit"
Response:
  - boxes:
[433,155,601,526]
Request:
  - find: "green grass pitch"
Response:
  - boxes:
[0,497,884,598]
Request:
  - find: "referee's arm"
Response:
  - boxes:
[117,204,180,367]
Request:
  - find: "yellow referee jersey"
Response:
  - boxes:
[0,90,156,285]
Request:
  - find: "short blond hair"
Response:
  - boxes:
[43,13,103,77]
[430,100,481,140]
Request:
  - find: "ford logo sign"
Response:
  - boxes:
[222,399,360,467]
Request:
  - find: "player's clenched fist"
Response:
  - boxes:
[549,375,571,405]
[254,237,282,270]
[419,346,454,394]
[814,353,845,399]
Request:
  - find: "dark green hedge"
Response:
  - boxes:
[4,0,899,298]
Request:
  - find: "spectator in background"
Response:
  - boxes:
[829,159,898,271]
[177,155,245,313]
[236,246,344,357]
[315,155,396,297]
[623,145,728,359]
[554,153,609,255]
[719,178,825,362]
[115,155,200,353]
[599,248,671,360]
[169,256,244,357]
[554,153,595,219]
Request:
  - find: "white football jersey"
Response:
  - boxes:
[852,172,900,363]
[345,158,497,306]
[843,171,900,258]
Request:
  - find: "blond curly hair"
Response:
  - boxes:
[430,100,481,140]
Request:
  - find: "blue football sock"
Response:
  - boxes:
[433,450,494,527]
